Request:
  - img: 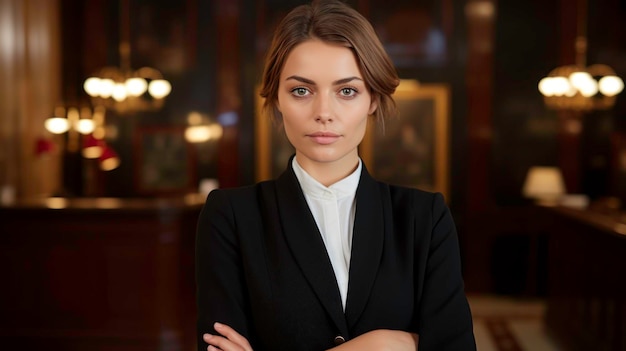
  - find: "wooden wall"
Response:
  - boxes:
[0,0,62,198]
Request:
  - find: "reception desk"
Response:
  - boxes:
[543,205,626,351]
[0,195,205,351]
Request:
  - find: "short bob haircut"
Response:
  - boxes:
[259,0,399,124]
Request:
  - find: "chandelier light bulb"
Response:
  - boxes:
[99,79,116,98]
[125,77,148,96]
[84,77,102,97]
[578,79,598,97]
[538,77,555,96]
[598,75,624,97]
[564,84,577,97]
[148,79,172,99]
[568,71,593,91]
[75,119,96,135]
[552,77,571,96]
[112,83,128,102]
[45,117,70,134]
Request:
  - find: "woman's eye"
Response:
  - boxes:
[339,88,357,97]
[291,87,309,97]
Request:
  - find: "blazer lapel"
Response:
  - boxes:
[344,165,385,329]
[275,164,349,336]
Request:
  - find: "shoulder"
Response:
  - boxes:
[204,180,277,210]
[385,183,447,215]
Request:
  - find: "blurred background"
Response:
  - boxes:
[0,0,625,350]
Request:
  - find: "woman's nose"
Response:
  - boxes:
[314,94,333,123]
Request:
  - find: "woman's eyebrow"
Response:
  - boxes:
[284,75,363,85]
[333,76,362,85]
[285,75,315,85]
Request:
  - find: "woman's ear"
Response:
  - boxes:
[368,95,379,115]
[275,98,282,113]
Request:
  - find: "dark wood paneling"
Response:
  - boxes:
[543,206,626,351]
[0,197,202,351]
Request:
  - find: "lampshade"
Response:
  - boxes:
[82,134,104,159]
[522,166,566,205]
[99,145,120,171]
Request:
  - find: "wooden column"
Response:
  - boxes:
[556,0,582,193]
[214,0,241,188]
[0,0,62,199]
[465,0,496,213]
[463,0,497,292]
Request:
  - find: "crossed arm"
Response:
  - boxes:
[202,322,418,351]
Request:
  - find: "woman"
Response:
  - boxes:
[196,1,476,350]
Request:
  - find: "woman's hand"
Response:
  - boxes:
[202,322,253,351]
[329,329,418,351]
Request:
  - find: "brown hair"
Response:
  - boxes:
[259,0,399,123]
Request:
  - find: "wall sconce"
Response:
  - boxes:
[522,166,566,206]
[82,134,104,159]
[99,146,121,171]
[43,105,120,171]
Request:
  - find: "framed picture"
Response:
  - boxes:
[133,126,196,196]
[361,82,450,199]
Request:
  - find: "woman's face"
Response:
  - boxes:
[277,39,377,172]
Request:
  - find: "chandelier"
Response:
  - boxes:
[82,0,171,114]
[538,0,623,111]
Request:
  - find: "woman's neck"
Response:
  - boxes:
[295,154,360,187]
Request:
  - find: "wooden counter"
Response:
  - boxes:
[543,205,626,351]
[0,195,206,351]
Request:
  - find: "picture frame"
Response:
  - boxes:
[360,82,450,199]
[133,126,196,196]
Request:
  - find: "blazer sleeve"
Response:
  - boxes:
[417,193,476,350]
[196,189,252,351]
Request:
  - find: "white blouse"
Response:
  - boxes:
[292,157,361,310]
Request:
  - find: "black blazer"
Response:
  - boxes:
[196,163,476,351]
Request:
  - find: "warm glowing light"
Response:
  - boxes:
[99,79,115,98]
[99,146,120,171]
[75,119,96,134]
[568,71,593,90]
[578,79,598,97]
[210,124,223,139]
[185,125,212,143]
[82,134,104,159]
[187,111,204,125]
[84,77,102,96]
[598,76,624,96]
[45,117,70,134]
[112,83,128,101]
[185,123,223,143]
[125,77,148,96]
[46,197,68,209]
[538,78,555,96]
[148,79,172,99]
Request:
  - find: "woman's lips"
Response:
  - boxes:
[307,132,340,145]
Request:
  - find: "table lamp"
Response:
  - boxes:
[522,166,566,206]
